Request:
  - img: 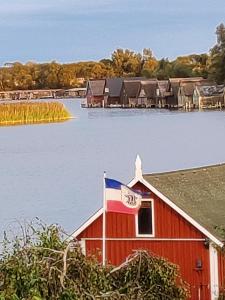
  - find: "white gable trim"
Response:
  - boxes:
[68,208,103,240]
[128,177,223,247]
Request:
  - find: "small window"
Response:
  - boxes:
[138,201,153,235]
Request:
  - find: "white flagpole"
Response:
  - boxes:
[102,172,106,266]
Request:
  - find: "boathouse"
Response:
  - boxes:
[105,78,123,107]
[166,77,203,108]
[86,79,106,107]
[193,84,225,109]
[177,81,197,108]
[120,80,141,107]
[71,157,225,300]
[136,80,158,107]
[156,80,170,108]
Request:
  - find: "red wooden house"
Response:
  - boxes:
[71,157,225,300]
[86,79,106,107]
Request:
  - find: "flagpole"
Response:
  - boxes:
[102,171,106,266]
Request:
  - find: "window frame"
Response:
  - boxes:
[135,198,155,237]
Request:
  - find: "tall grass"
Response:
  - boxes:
[0,101,72,126]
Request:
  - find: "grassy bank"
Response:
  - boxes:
[0,101,72,126]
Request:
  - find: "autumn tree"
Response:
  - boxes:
[141,48,158,78]
[37,62,61,89]
[111,48,142,77]
[174,54,208,77]
[58,64,77,88]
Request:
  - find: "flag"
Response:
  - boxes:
[105,178,142,214]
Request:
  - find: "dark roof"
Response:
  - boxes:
[180,82,196,96]
[88,79,105,96]
[123,80,141,97]
[198,80,216,87]
[169,77,203,97]
[157,80,169,96]
[143,163,225,241]
[105,78,123,97]
[196,85,223,97]
[140,80,157,98]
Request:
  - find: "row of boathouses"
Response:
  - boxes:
[0,88,86,101]
[84,77,225,109]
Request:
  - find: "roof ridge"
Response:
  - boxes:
[144,162,225,177]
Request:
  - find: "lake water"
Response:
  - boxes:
[1,99,225,238]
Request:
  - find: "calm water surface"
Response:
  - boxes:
[0,99,225,237]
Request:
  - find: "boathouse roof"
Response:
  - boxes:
[144,163,225,240]
[180,82,196,96]
[88,79,105,96]
[123,80,141,97]
[157,80,169,96]
[196,85,224,97]
[105,78,123,97]
[140,80,157,98]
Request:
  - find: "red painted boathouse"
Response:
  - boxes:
[71,157,225,300]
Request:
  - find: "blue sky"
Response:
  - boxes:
[0,0,224,65]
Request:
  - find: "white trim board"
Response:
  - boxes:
[210,243,219,300]
[135,198,155,238]
[80,238,206,241]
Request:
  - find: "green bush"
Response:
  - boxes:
[0,222,189,299]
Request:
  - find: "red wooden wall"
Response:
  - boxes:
[218,252,225,296]
[77,181,211,300]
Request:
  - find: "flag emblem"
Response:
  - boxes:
[105,178,142,214]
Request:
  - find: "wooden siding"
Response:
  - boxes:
[77,181,212,299]
[86,94,104,107]
[84,240,210,299]
[218,252,225,295]
[77,181,207,241]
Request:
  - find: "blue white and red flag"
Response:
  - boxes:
[105,178,142,214]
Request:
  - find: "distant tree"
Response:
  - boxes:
[175,54,208,78]
[141,48,158,78]
[155,58,173,79]
[58,64,77,88]
[111,49,142,77]
[172,61,193,78]
[37,62,61,89]
[99,59,113,67]
[142,48,154,61]
[208,23,225,83]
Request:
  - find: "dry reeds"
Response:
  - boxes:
[0,101,72,126]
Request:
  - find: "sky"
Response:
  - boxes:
[0,0,224,65]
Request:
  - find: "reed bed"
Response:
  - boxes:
[0,101,72,126]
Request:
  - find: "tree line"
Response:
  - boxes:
[0,23,225,91]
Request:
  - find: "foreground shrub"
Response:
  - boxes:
[0,223,189,299]
[0,102,71,126]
